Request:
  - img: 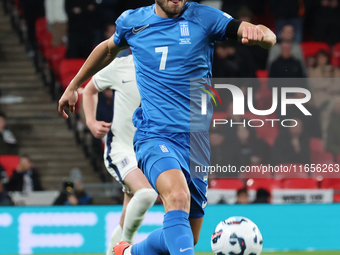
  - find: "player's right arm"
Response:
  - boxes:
[58,37,125,119]
[236,22,276,49]
[82,79,112,139]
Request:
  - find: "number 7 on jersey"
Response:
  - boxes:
[155,46,168,70]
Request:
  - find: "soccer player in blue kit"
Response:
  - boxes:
[58,1,276,255]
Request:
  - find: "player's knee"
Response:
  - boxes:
[166,189,190,210]
[134,188,158,208]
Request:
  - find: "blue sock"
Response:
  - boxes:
[163,210,194,255]
[131,228,169,255]
[131,210,194,255]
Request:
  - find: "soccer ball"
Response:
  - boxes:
[211,216,263,255]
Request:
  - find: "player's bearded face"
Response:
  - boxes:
[156,0,187,17]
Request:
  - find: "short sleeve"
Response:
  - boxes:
[93,61,118,92]
[196,5,234,41]
[114,10,131,47]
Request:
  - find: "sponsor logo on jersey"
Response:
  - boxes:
[180,247,193,252]
[159,144,169,153]
[132,24,150,34]
[122,80,133,83]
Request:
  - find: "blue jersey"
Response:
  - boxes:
[114,2,233,133]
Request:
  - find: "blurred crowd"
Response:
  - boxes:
[15,0,157,57]
[8,0,340,60]
[0,154,93,206]
[209,1,340,178]
[1,0,340,205]
[209,95,340,178]
[0,155,43,205]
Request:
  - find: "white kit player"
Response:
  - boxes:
[82,54,158,255]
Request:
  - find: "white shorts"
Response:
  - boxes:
[104,138,138,193]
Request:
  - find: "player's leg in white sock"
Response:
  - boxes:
[107,193,131,255]
[121,188,158,243]
[106,225,123,255]
[121,168,158,244]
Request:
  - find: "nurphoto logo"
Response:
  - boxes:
[201,83,312,128]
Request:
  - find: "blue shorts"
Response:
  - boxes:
[133,131,210,219]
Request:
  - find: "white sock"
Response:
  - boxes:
[107,224,123,255]
[122,188,158,244]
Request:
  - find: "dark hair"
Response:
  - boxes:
[316,50,331,65]
[282,23,294,30]
[0,111,6,119]
[20,154,32,161]
[237,187,248,196]
[253,188,270,203]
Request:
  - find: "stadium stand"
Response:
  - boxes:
[1,0,339,206]
[281,178,318,189]
[273,164,309,179]
[246,178,282,191]
[59,59,87,91]
[49,45,67,81]
[311,151,335,164]
[255,69,269,79]
[0,5,103,193]
[310,169,340,180]
[254,120,278,147]
[237,165,273,179]
[310,137,325,151]
[209,178,245,190]
[320,178,340,202]
[310,137,330,164]
[0,154,19,178]
[332,42,340,67]
[301,41,331,60]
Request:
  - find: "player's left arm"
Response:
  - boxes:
[82,79,112,139]
[230,21,276,49]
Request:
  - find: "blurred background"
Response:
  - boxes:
[0,0,340,254]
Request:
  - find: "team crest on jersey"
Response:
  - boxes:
[121,157,129,168]
[179,21,191,45]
